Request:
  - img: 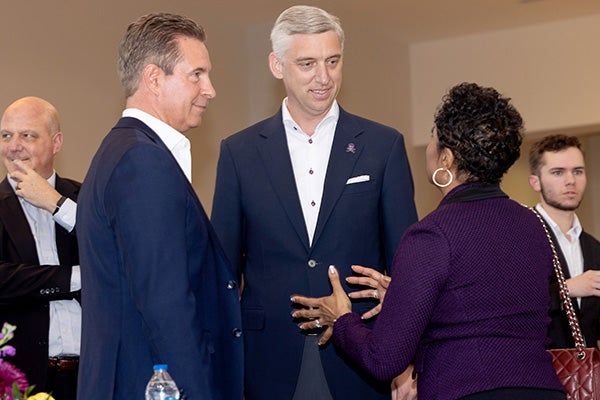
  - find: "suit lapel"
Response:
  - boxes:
[312,110,363,248]
[578,233,599,317]
[54,175,79,266]
[256,113,310,251]
[0,177,39,264]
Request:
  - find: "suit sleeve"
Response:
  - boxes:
[211,140,244,280]
[0,261,73,303]
[105,144,211,397]
[380,133,418,271]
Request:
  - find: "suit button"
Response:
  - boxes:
[232,328,242,338]
[307,259,317,268]
[226,280,237,290]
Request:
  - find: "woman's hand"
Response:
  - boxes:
[291,265,352,345]
[346,265,391,319]
[391,365,417,400]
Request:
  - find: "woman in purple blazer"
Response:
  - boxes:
[292,83,565,400]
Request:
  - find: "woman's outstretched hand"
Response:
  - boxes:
[291,265,352,345]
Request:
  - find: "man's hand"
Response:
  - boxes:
[346,265,391,319]
[9,159,61,212]
[566,270,600,297]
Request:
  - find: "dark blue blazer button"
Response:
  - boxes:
[226,280,237,290]
[232,328,242,338]
[307,259,317,268]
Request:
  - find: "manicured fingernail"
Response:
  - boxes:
[329,265,336,274]
[290,296,295,302]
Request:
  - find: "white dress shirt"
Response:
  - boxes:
[536,204,584,305]
[123,108,192,182]
[10,173,81,356]
[282,99,339,246]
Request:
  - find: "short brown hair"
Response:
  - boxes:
[118,12,206,98]
[528,134,583,175]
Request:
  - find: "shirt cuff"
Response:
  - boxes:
[70,265,81,291]
[53,198,76,232]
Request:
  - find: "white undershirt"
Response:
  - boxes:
[282,99,339,246]
[536,204,584,305]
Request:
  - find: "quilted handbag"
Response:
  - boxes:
[533,208,600,400]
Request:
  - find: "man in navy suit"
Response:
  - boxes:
[528,135,600,349]
[76,13,243,399]
[0,96,81,400]
[211,6,417,399]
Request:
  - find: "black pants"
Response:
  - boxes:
[46,367,78,400]
[460,387,566,400]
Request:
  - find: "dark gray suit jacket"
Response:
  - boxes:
[0,175,80,390]
[547,226,600,348]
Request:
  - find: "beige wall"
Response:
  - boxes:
[1,3,597,237]
[409,14,600,236]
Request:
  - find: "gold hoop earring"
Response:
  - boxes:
[432,168,453,188]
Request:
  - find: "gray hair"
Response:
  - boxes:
[118,12,206,98]
[270,5,344,61]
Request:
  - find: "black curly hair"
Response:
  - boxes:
[433,82,524,184]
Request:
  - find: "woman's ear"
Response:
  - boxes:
[441,147,455,168]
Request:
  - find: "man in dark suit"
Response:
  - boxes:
[0,96,81,400]
[76,13,243,399]
[211,6,417,399]
[529,134,600,348]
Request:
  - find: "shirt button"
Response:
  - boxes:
[311,201,316,207]
[226,280,237,290]
[232,328,242,338]
[309,169,314,175]
[307,259,317,268]
[308,138,313,144]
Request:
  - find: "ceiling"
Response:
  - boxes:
[209,0,600,44]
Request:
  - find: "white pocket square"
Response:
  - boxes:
[346,175,370,185]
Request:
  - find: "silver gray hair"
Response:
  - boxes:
[270,5,344,61]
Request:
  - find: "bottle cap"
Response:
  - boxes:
[153,364,168,371]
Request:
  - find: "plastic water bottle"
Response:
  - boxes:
[145,364,181,400]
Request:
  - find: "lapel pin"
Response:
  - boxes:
[345,143,356,154]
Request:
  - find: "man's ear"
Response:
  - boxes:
[52,131,63,155]
[529,174,541,192]
[141,64,163,96]
[268,52,283,80]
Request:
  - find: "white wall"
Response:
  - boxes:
[407,14,600,236]
[409,13,600,146]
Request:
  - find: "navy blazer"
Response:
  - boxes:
[211,107,418,399]
[547,228,600,348]
[0,175,80,390]
[76,117,243,399]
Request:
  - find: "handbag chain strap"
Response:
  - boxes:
[530,207,586,359]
